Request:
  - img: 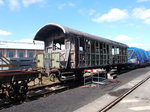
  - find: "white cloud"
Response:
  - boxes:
[115,35,132,42]
[129,42,143,48]
[58,2,75,9]
[92,8,128,22]
[0,0,4,5]
[5,0,46,10]
[0,29,12,36]
[58,3,66,9]
[68,2,75,7]
[132,7,150,24]
[137,0,150,2]
[88,9,96,16]
[79,8,96,16]
[144,19,150,24]
[133,8,150,19]
[22,0,45,7]
[9,0,20,11]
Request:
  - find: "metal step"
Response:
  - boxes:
[61,72,74,75]
[60,75,75,81]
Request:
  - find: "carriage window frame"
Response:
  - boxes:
[53,38,65,50]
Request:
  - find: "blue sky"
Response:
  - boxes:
[0,0,150,50]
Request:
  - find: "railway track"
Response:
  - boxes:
[27,82,69,100]
[99,74,150,112]
[0,81,76,110]
[1,70,149,111]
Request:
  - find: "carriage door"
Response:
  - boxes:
[36,53,44,68]
[51,53,60,68]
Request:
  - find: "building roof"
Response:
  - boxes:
[0,41,44,50]
[34,23,128,48]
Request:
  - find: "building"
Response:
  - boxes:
[0,41,44,58]
[0,41,44,70]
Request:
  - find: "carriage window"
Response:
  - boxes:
[78,37,84,52]
[56,43,61,49]
[112,47,115,55]
[116,48,119,54]
[79,46,83,51]
[85,39,90,52]
[91,41,95,53]
[112,47,120,55]
[53,38,65,50]
[61,45,65,50]
[45,41,53,49]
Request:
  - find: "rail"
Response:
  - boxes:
[99,74,150,112]
[0,81,77,110]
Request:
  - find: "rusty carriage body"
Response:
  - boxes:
[34,23,128,82]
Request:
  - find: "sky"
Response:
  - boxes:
[0,0,150,50]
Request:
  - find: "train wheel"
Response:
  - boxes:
[19,82,28,101]
[8,82,28,102]
[8,84,18,102]
[55,70,64,83]
[49,73,56,82]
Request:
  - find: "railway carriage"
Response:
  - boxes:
[128,47,150,67]
[34,23,128,81]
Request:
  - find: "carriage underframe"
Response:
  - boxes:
[0,70,40,101]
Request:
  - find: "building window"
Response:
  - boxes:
[18,51,24,57]
[28,51,34,58]
[8,51,14,57]
[0,50,3,55]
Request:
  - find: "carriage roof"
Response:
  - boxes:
[34,23,128,48]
